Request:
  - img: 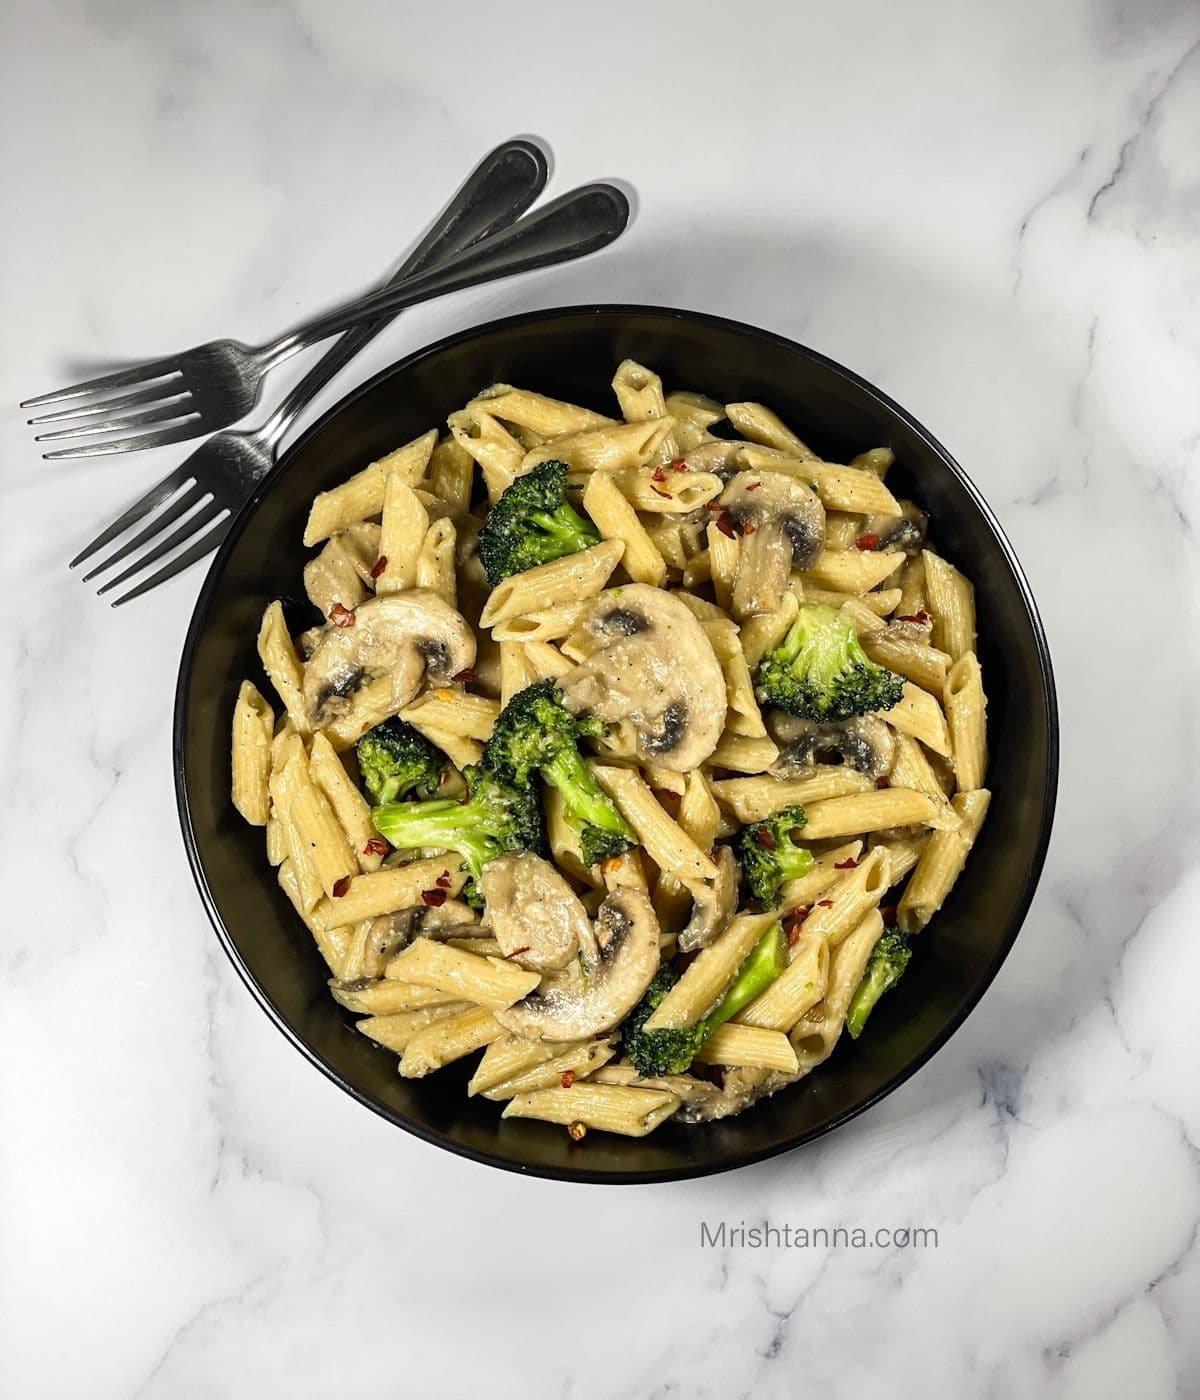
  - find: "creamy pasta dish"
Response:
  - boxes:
[231,363,989,1140]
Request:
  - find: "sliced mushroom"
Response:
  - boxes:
[681,439,744,479]
[558,584,727,772]
[301,590,475,729]
[678,845,738,953]
[681,1066,791,1122]
[720,471,826,618]
[862,500,927,555]
[304,537,369,621]
[494,889,661,1042]
[480,853,589,973]
[768,712,895,780]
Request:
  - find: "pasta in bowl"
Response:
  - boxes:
[230,359,994,1142]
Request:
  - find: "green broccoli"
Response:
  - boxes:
[846,927,912,1039]
[754,603,903,722]
[622,922,789,1077]
[477,459,601,586]
[371,763,546,904]
[356,718,449,805]
[735,805,816,908]
[483,680,635,867]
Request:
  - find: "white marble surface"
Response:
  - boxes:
[3,1,1199,1395]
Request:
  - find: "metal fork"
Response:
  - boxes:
[68,140,552,605]
[23,177,626,458]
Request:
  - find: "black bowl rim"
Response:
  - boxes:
[174,303,1059,1184]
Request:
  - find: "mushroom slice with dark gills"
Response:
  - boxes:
[494,888,661,1042]
[480,852,590,973]
[677,844,738,953]
[859,500,927,556]
[557,584,727,773]
[719,471,826,619]
[301,590,475,729]
[768,711,895,781]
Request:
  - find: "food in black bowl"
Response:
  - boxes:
[176,306,1057,1183]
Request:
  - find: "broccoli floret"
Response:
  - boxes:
[754,603,903,722]
[483,680,635,867]
[371,763,546,901]
[356,718,449,805]
[622,923,789,1077]
[846,927,912,1039]
[735,805,815,908]
[477,459,601,586]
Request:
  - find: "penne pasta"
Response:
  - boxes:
[944,652,988,791]
[385,939,540,1008]
[922,549,976,659]
[694,1023,799,1073]
[883,681,952,757]
[501,1083,681,1137]
[801,787,962,840]
[897,789,990,932]
[238,366,991,1137]
[480,541,625,627]
[303,430,437,546]
[400,1006,502,1078]
[257,601,309,734]
[592,764,719,881]
[582,468,667,586]
[231,681,274,825]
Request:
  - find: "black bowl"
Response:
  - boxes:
[175,305,1057,1183]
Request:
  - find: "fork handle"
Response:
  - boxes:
[258,139,548,449]
[263,183,630,364]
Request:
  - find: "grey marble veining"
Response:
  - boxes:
[2,1,1199,1396]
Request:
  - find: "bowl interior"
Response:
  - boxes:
[176,306,1056,1182]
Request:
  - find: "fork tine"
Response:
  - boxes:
[95,500,223,596]
[110,518,231,607]
[35,400,197,443]
[20,359,181,411]
[80,481,207,580]
[28,385,190,426]
[44,420,208,460]
[69,466,193,568]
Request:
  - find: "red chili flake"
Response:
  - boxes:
[420,888,447,907]
[651,465,669,482]
[715,512,737,539]
[369,556,388,580]
[833,857,859,870]
[669,456,690,472]
[816,899,835,908]
[329,602,356,628]
[332,875,351,898]
[790,905,811,920]
[875,775,890,789]
[505,945,531,959]
[560,1069,576,1088]
[650,485,673,499]
[662,790,683,801]
[744,480,762,492]
[742,521,757,535]
[897,611,931,624]
[363,837,389,857]
[787,923,803,947]
[451,667,477,684]
[755,827,776,850]
[704,500,724,511]
[855,534,879,551]
[435,870,453,889]
[567,1121,587,1142]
